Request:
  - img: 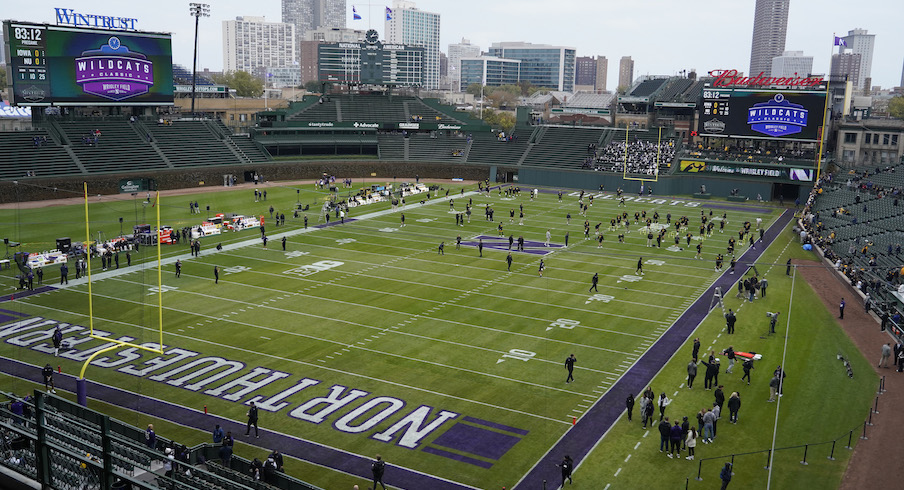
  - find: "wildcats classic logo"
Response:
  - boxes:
[746,94,808,137]
[75,37,154,100]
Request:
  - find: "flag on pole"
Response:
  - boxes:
[833,36,847,47]
[352,6,361,20]
[385,7,392,20]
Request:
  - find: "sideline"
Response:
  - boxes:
[513,209,795,489]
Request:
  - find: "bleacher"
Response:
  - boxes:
[628,78,669,97]
[146,120,240,167]
[407,133,469,162]
[377,133,406,160]
[657,79,695,102]
[287,94,464,125]
[58,120,169,174]
[210,119,272,162]
[521,127,605,169]
[0,130,82,178]
[1,391,323,490]
[465,131,531,165]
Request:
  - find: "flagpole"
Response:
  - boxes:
[815,35,836,183]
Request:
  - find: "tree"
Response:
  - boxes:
[889,96,904,120]
[303,80,322,93]
[487,88,518,109]
[209,71,263,97]
[466,83,484,97]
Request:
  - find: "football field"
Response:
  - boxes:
[0,183,785,488]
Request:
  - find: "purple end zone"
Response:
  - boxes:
[431,423,522,461]
[460,236,562,256]
[0,314,22,324]
[0,286,56,303]
[462,416,530,436]
[422,446,494,469]
[0,308,31,317]
[313,218,358,229]
[513,209,795,489]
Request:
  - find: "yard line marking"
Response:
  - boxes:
[634,442,641,450]
[673,391,678,396]
[614,467,621,477]
[577,404,589,409]
[679,383,684,388]
[29,300,573,425]
[593,390,605,394]
[604,485,611,490]
[643,431,650,438]
[260,336,271,340]
[326,356,334,359]
[624,454,631,463]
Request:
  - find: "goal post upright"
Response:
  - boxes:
[77,185,165,406]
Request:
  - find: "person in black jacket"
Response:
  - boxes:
[701,358,719,390]
[42,364,56,393]
[687,359,698,388]
[246,401,259,437]
[558,455,574,485]
[714,385,725,410]
[371,454,386,490]
[741,358,754,385]
[625,394,634,421]
[727,392,741,423]
[565,354,576,383]
[268,449,284,472]
[658,417,671,452]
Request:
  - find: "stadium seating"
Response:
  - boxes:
[57,120,170,174]
[407,133,469,162]
[146,120,244,168]
[377,133,406,160]
[521,127,606,169]
[287,94,465,125]
[209,119,272,163]
[465,130,532,165]
[0,130,82,178]
[627,78,669,97]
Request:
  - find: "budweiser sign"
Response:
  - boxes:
[708,70,824,88]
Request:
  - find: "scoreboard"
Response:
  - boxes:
[318,29,423,87]
[697,88,826,142]
[2,21,174,106]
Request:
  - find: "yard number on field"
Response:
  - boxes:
[548,318,580,331]
[645,259,666,266]
[497,349,536,364]
[148,285,178,295]
[335,238,357,245]
[585,294,615,304]
[285,251,310,258]
[616,275,642,283]
[223,265,252,275]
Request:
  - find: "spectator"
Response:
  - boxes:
[727,392,741,423]
[212,424,224,444]
[145,424,156,450]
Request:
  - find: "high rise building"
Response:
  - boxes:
[575,57,596,88]
[841,28,875,89]
[900,58,904,88]
[830,52,862,86]
[595,56,608,92]
[223,16,296,74]
[282,0,347,44]
[618,56,634,91]
[448,38,481,92]
[488,42,576,92]
[575,56,609,92]
[748,0,790,78]
[770,50,813,78]
[460,57,521,88]
[385,0,441,89]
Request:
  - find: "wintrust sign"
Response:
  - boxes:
[55,7,138,31]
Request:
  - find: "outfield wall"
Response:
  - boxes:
[0,158,809,204]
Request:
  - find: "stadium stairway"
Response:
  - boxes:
[520,127,605,169]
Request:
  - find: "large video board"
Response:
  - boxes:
[3,21,174,106]
[697,88,826,142]
[318,30,423,87]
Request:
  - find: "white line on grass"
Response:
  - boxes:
[633,442,641,450]
[624,454,631,463]
[24,300,573,425]
[614,467,621,477]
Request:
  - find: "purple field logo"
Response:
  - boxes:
[746,94,808,137]
[75,37,154,100]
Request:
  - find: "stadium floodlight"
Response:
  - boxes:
[189,3,211,118]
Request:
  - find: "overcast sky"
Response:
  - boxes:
[6,1,904,90]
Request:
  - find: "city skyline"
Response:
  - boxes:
[3,0,903,91]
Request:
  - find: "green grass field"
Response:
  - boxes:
[0,181,877,489]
